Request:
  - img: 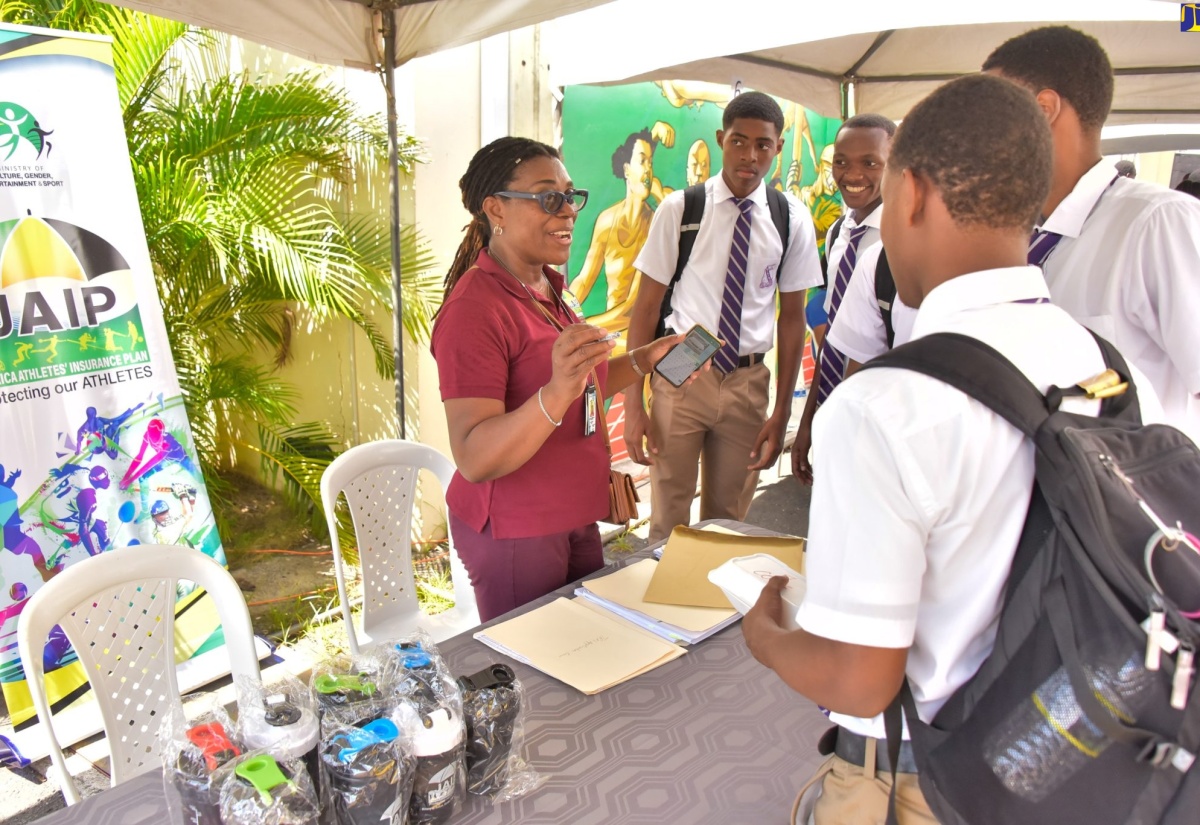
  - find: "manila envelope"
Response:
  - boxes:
[643,525,806,609]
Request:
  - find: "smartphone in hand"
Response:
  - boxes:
[654,324,721,387]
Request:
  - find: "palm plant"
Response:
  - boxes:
[1,0,442,527]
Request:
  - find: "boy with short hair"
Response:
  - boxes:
[793,114,895,482]
[623,91,821,542]
[743,73,1158,822]
[983,25,1200,442]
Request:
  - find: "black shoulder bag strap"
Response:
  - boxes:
[765,186,791,266]
[874,249,897,349]
[820,214,846,288]
[657,183,707,338]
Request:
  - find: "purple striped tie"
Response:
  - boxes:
[714,197,754,374]
[815,224,870,403]
[1028,228,1063,267]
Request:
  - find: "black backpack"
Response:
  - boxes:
[655,183,790,338]
[862,332,1200,825]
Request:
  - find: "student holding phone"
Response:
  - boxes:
[624,92,823,543]
[431,137,692,621]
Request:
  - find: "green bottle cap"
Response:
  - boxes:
[235,755,293,805]
[313,672,376,696]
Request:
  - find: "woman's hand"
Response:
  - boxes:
[543,324,617,411]
[633,332,718,389]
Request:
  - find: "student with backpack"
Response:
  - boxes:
[792,114,894,484]
[622,91,821,543]
[983,26,1200,444]
[743,74,1180,823]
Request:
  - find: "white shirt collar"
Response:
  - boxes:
[911,266,1051,339]
[712,173,767,206]
[843,203,883,232]
[1040,158,1116,238]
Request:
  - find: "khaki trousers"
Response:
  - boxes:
[647,362,770,543]
[797,753,938,825]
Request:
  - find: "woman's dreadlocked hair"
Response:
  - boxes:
[442,136,561,303]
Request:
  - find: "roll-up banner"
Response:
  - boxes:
[0,23,243,766]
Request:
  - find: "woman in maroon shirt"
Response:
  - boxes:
[431,137,686,621]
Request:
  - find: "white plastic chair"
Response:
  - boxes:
[320,439,479,654]
[16,544,262,805]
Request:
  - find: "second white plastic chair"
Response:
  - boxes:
[320,439,479,654]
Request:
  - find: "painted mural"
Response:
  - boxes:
[560,80,843,463]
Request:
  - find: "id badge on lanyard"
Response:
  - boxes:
[583,380,598,436]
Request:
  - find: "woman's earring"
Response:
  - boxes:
[493,226,504,236]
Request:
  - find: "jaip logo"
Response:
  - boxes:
[0,102,53,163]
[1183,4,1200,31]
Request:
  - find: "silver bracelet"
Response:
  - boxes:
[537,386,562,427]
[629,351,647,378]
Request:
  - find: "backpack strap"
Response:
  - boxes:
[863,332,1050,438]
[862,330,1140,436]
[874,249,896,349]
[657,183,707,338]
[765,186,791,267]
[820,214,846,288]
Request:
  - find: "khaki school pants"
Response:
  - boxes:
[646,362,770,543]
[797,752,938,825]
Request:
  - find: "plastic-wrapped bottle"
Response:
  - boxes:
[458,664,521,796]
[241,694,321,791]
[172,722,240,825]
[221,754,319,825]
[409,707,466,825]
[394,642,443,712]
[323,718,415,825]
[986,652,1156,802]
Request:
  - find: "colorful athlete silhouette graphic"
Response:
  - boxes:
[120,417,195,490]
[1,465,60,581]
[76,403,142,460]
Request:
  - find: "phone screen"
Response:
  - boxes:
[654,325,722,387]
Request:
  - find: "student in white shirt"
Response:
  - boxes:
[823,241,919,370]
[742,74,1159,823]
[792,114,895,483]
[623,92,822,543]
[983,26,1200,443]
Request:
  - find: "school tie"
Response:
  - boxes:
[713,196,754,374]
[1028,228,1064,267]
[816,224,870,404]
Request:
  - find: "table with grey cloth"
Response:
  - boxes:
[39,519,830,825]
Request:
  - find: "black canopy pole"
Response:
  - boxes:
[380,6,406,438]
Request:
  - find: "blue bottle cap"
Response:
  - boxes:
[396,642,432,669]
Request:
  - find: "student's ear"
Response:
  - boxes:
[1033,89,1064,126]
[715,129,725,149]
[893,168,926,228]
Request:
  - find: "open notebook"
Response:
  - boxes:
[473,597,686,695]
[574,558,739,645]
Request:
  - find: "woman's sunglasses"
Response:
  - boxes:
[493,188,589,214]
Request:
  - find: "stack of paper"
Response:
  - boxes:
[473,597,686,695]
[574,558,739,645]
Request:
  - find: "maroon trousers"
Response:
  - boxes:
[449,512,604,622]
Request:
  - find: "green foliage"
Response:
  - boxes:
[1,1,441,523]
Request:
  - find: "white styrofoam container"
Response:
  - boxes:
[707,553,806,630]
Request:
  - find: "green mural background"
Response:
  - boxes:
[561,81,843,319]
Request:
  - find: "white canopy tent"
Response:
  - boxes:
[108,0,615,433]
[548,0,1196,126]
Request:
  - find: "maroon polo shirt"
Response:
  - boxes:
[430,249,610,539]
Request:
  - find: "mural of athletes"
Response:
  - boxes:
[561,81,843,463]
[0,24,226,756]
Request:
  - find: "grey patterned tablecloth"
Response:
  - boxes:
[40,520,830,825]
